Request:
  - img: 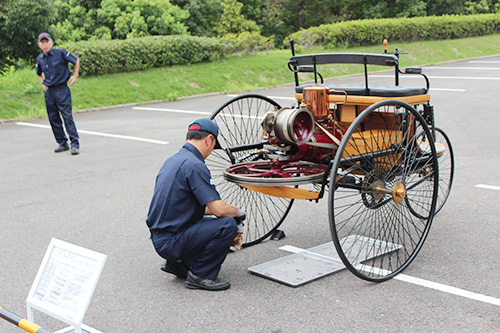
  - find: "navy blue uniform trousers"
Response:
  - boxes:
[151,216,237,280]
[45,85,79,148]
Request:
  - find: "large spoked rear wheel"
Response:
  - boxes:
[433,127,454,214]
[329,100,439,282]
[207,94,294,247]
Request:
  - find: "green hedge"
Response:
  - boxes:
[61,35,232,76]
[58,14,500,76]
[286,14,500,49]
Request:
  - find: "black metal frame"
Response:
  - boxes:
[288,39,430,94]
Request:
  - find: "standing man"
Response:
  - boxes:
[36,32,80,155]
[146,118,245,291]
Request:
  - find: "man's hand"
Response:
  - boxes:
[68,58,80,86]
[234,210,246,225]
[232,210,246,250]
[68,75,78,86]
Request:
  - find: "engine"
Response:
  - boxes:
[261,86,344,163]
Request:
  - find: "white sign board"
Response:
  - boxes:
[27,238,107,333]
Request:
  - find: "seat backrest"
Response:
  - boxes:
[288,52,402,90]
[288,53,399,67]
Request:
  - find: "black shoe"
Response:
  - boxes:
[54,145,69,153]
[161,260,188,279]
[71,147,79,155]
[185,271,230,291]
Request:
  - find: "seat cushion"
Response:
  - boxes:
[295,84,426,97]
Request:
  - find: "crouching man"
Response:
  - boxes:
[146,118,245,291]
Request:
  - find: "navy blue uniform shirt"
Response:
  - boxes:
[146,143,221,233]
[36,48,78,87]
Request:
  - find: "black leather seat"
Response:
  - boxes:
[295,84,426,97]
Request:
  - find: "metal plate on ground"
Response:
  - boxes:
[248,251,345,287]
[248,237,401,287]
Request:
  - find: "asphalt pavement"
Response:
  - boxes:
[1,54,500,332]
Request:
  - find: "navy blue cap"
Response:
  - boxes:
[188,118,222,149]
[38,33,52,42]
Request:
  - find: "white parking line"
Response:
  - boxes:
[280,245,500,307]
[372,75,500,80]
[423,67,500,70]
[470,61,500,64]
[134,107,263,120]
[475,184,500,191]
[16,122,169,145]
[132,107,211,116]
[227,94,296,100]
[425,76,500,80]
[395,273,500,306]
[429,88,466,92]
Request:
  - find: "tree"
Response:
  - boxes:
[171,0,223,36]
[395,0,427,17]
[254,0,341,45]
[239,0,263,22]
[52,0,189,42]
[214,0,260,36]
[0,0,55,66]
[464,0,500,13]
[338,0,426,20]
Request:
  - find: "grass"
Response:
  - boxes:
[2,33,500,121]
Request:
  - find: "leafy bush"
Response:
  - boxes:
[286,13,500,49]
[221,31,274,54]
[52,0,189,42]
[61,35,233,76]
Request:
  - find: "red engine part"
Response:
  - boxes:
[294,122,344,161]
[226,160,327,178]
[266,120,345,162]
